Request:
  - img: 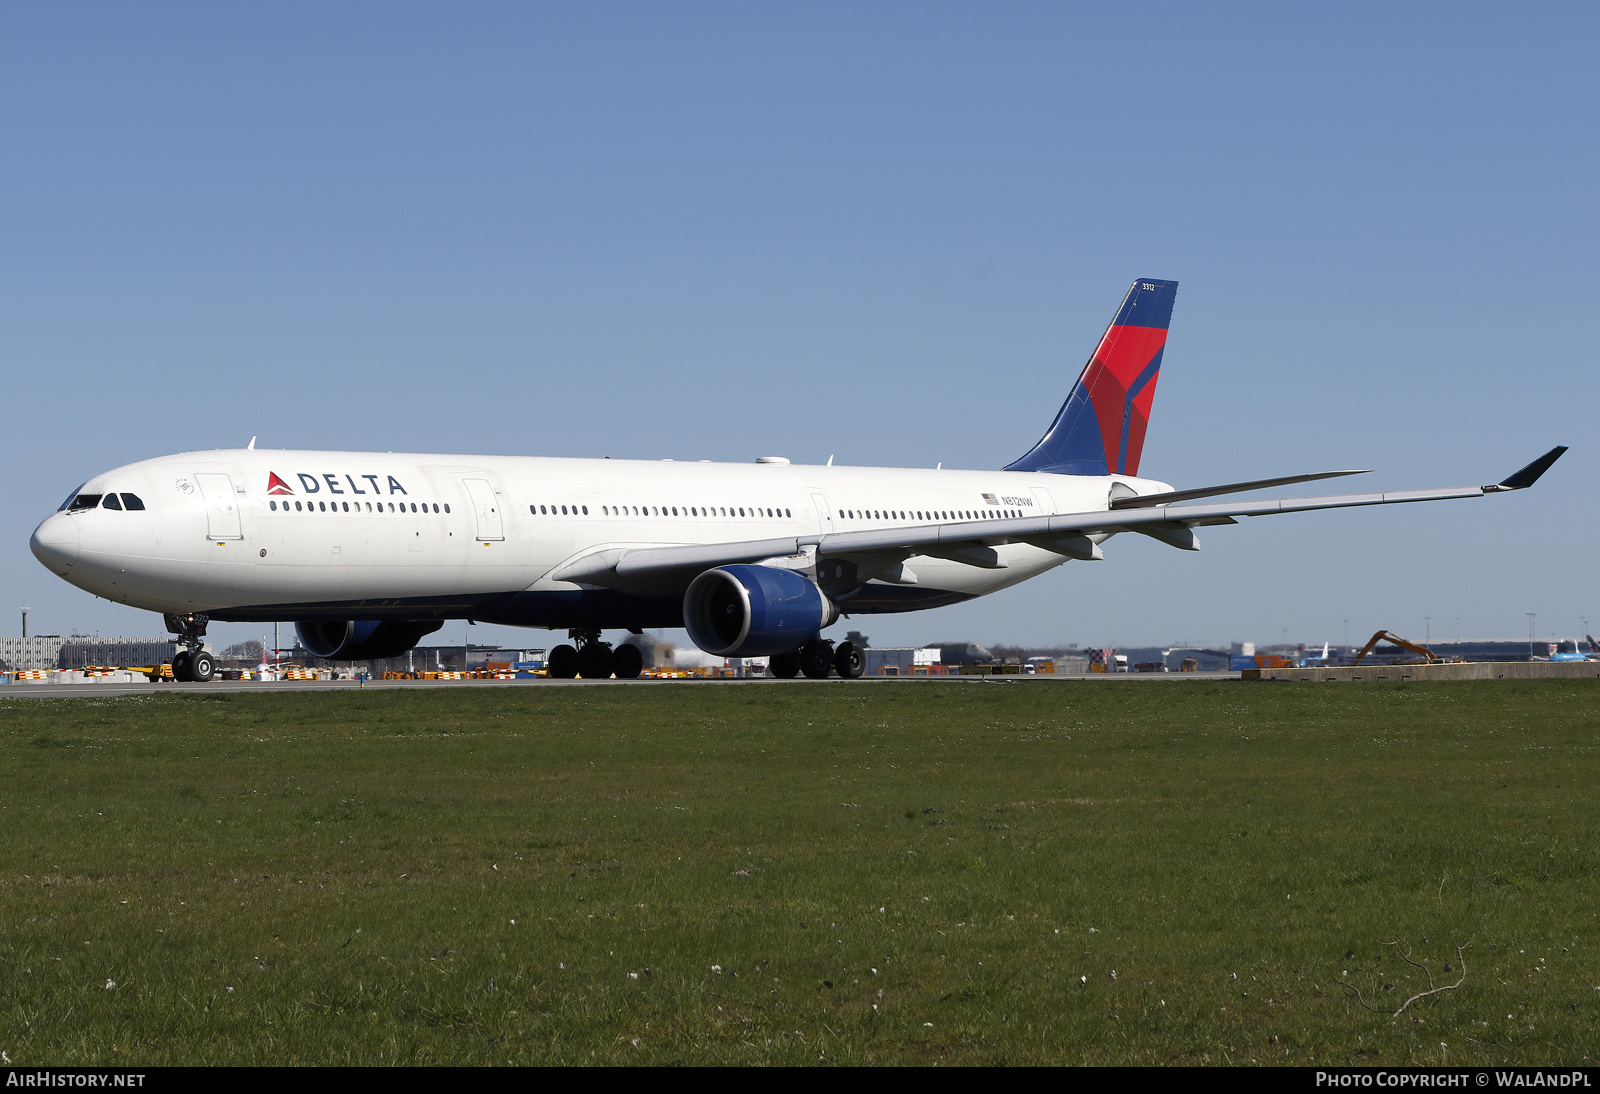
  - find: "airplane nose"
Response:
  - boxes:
[31,515,80,575]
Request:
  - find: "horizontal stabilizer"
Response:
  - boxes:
[1110,469,1371,509]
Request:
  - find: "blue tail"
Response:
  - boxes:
[1005,279,1178,476]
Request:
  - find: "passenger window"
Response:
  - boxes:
[582,506,588,515]
[103,493,123,510]
[341,502,349,512]
[295,501,303,511]
[444,504,450,513]
[270,500,278,511]
[122,493,145,510]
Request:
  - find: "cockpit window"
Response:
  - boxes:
[67,494,103,511]
[102,493,123,510]
[121,493,145,510]
[59,484,86,511]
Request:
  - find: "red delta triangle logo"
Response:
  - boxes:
[266,472,294,495]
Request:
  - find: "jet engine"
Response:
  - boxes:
[295,619,444,661]
[683,564,837,657]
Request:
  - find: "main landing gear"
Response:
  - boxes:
[545,630,644,680]
[770,639,865,679]
[164,613,215,682]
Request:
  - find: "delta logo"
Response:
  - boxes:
[266,471,409,496]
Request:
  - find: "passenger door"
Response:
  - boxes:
[196,473,243,539]
[463,478,505,541]
[811,493,835,535]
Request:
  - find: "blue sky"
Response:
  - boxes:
[3,2,1595,652]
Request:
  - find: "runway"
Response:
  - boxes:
[0,671,1242,698]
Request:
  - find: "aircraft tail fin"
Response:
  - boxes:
[1005,278,1178,477]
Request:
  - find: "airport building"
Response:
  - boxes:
[58,637,178,670]
[0,635,178,671]
[0,635,67,671]
[862,647,941,676]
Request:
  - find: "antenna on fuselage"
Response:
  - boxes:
[827,454,834,466]
[247,436,256,450]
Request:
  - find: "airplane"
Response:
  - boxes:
[1548,637,1599,662]
[29,278,1567,683]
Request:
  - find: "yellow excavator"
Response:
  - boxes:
[1352,630,1439,666]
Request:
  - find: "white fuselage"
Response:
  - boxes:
[31,449,1169,632]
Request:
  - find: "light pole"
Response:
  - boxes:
[1527,612,1537,660]
[1343,619,1349,649]
[20,608,29,639]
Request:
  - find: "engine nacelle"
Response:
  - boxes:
[295,619,444,661]
[683,565,837,657]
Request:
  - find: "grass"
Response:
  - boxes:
[0,678,1597,1065]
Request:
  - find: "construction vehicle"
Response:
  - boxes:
[1352,630,1439,666]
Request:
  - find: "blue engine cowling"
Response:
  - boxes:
[683,565,837,657]
[295,619,444,660]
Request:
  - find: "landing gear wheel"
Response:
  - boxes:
[576,642,615,679]
[800,640,834,679]
[171,651,193,682]
[546,644,579,679]
[834,641,865,679]
[189,650,216,682]
[769,650,802,679]
[612,643,644,679]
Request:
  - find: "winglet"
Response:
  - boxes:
[1489,446,1567,491]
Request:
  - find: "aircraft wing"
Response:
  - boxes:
[551,447,1566,590]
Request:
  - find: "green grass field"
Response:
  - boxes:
[1,679,1596,1065]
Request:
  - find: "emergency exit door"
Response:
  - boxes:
[463,478,504,541]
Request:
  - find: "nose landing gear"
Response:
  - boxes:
[164,614,215,682]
